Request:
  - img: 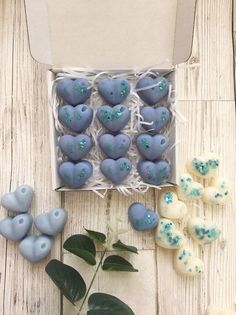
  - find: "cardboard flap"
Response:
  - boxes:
[25,0,196,68]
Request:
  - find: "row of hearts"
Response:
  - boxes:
[57,76,170,107]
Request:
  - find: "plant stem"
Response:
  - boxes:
[76,249,107,315]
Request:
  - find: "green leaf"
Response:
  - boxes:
[63,234,96,265]
[112,240,138,254]
[84,227,106,244]
[45,259,86,305]
[102,255,138,272]
[87,292,135,315]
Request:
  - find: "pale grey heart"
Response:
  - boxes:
[19,235,53,263]
[0,214,33,241]
[1,185,34,213]
[34,208,68,236]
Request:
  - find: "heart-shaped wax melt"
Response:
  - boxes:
[128,202,159,231]
[1,185,33,213]
[177,173,204,201]
[155,218,186,249]
[140,106,171,133]
[186,152,219,179]
[58,104,93,133]
[96,105,131,132]
[98,78,131,105]
[57,78,92,105]
[59,134,93,161]
[19,235,53,263]
[34,208,68,236]
[159,191,188,220]
[136,76,169,105]
[59,161,93,189]
[100,158,132,185]
[206,306,236,315]
[188,217,221,245]
[203,177,230,205]
[137,160,171,186]
[98,133,131,159]
[174,246,203,277]
[0,214,33,241]
[136,134,169,160]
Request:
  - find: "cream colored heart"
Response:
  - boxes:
[174,246,203,277]
[188,217,221,245]
[206,306,236,315]
[177,173,204,201]
[186,152,219,179]
[155,218,186,249]
[159,190,188,219]
[203,177,230,205]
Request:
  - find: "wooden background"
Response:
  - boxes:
[0,0,236,314]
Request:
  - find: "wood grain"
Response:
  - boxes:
[0,0,235,314]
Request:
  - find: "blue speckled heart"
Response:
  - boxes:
[138,160,171,186]
[140,106,170,133]
[59,134,93,161]
[57,78,92,105]
[100,158,132,185]
[128,202,159,231]
[136,76,169,105]
[98,78,131,105]
[58,104,93,133]
[98,133,131,159]
[96,105,131,132]
[59,161,93,189]
[136,134,169,161]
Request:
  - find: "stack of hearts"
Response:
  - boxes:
[0,185,68,263]
[56,74,172,189]
[128,152,230,277]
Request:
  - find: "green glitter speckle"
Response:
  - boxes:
[195,226,220,243]
[164,192,173,204]
[78,139,87,151]
[141,138,150,149]
[192,158,219,176]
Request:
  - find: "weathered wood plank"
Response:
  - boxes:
[176,0,234,101]
[1,1,62,315]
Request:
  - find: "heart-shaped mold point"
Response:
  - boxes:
[98,133,131,159]
[100,158,132,185]
[203,177,230,205]
[158,190,188,220]
[140,106,171,133]
[177,173,204,201]
[0,214,33,241]
[136,134,169,161]
[155,218,186,249]
[187,217,221,245]
[98,78,131,105]
[174,246,203,277]
[128,202,159,231]
[137,160,171,186]
[1,184,34,213]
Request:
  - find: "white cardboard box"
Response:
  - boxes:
[24,0,196,193]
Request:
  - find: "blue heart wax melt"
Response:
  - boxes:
[19,235,53,263]
[59,134,93,161]
[136,134,169,161]
[34,208,68,236]
[58,104,93,133]
[100,158,132,185]
[57,78,92,105]
[136,76,169,105]
[1,184,34,213]
[0,214,33,241]
[128,202,159,231]
[140,106,171,133]
[98,78,131,105]
[98,133,131,159]
[59,161,93,189]
[96,105,131,132]
[138,160,171,186]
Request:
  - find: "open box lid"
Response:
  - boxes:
[25,0,196,69]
